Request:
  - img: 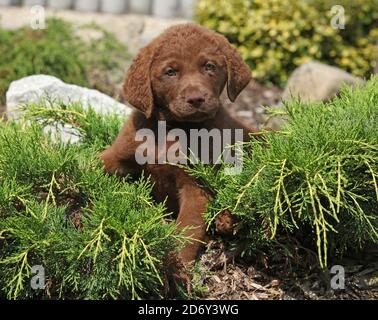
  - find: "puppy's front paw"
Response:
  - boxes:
[164,251,192,297]
[100,150,130,177]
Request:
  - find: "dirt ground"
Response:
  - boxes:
[197,240,378,300]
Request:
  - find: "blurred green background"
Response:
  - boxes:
[196,0,378,86]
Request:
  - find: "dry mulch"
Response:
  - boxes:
[196,240,378,300]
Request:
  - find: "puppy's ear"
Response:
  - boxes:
[216,34,252,102]
[123,45,155,118]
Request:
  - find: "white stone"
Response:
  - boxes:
[43,123,82,144]
[6,75,132,143]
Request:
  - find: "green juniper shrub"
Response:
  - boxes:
[188,77,378,268]
[1,78,378,298]
[21,99,126,148]
[0,102,185,299]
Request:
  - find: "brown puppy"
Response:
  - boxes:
[101,23,255,266]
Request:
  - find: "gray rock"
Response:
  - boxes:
[266,62,365,130]
[282,61,364,103]
[6,75,131,143]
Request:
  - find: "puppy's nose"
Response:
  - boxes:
[186,92,205,108]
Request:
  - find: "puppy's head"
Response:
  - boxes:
[124,23,251,122]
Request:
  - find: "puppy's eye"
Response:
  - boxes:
[166,68,177,77]
[205,62,216,72]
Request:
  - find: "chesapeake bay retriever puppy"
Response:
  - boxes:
[101,23,256,267]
